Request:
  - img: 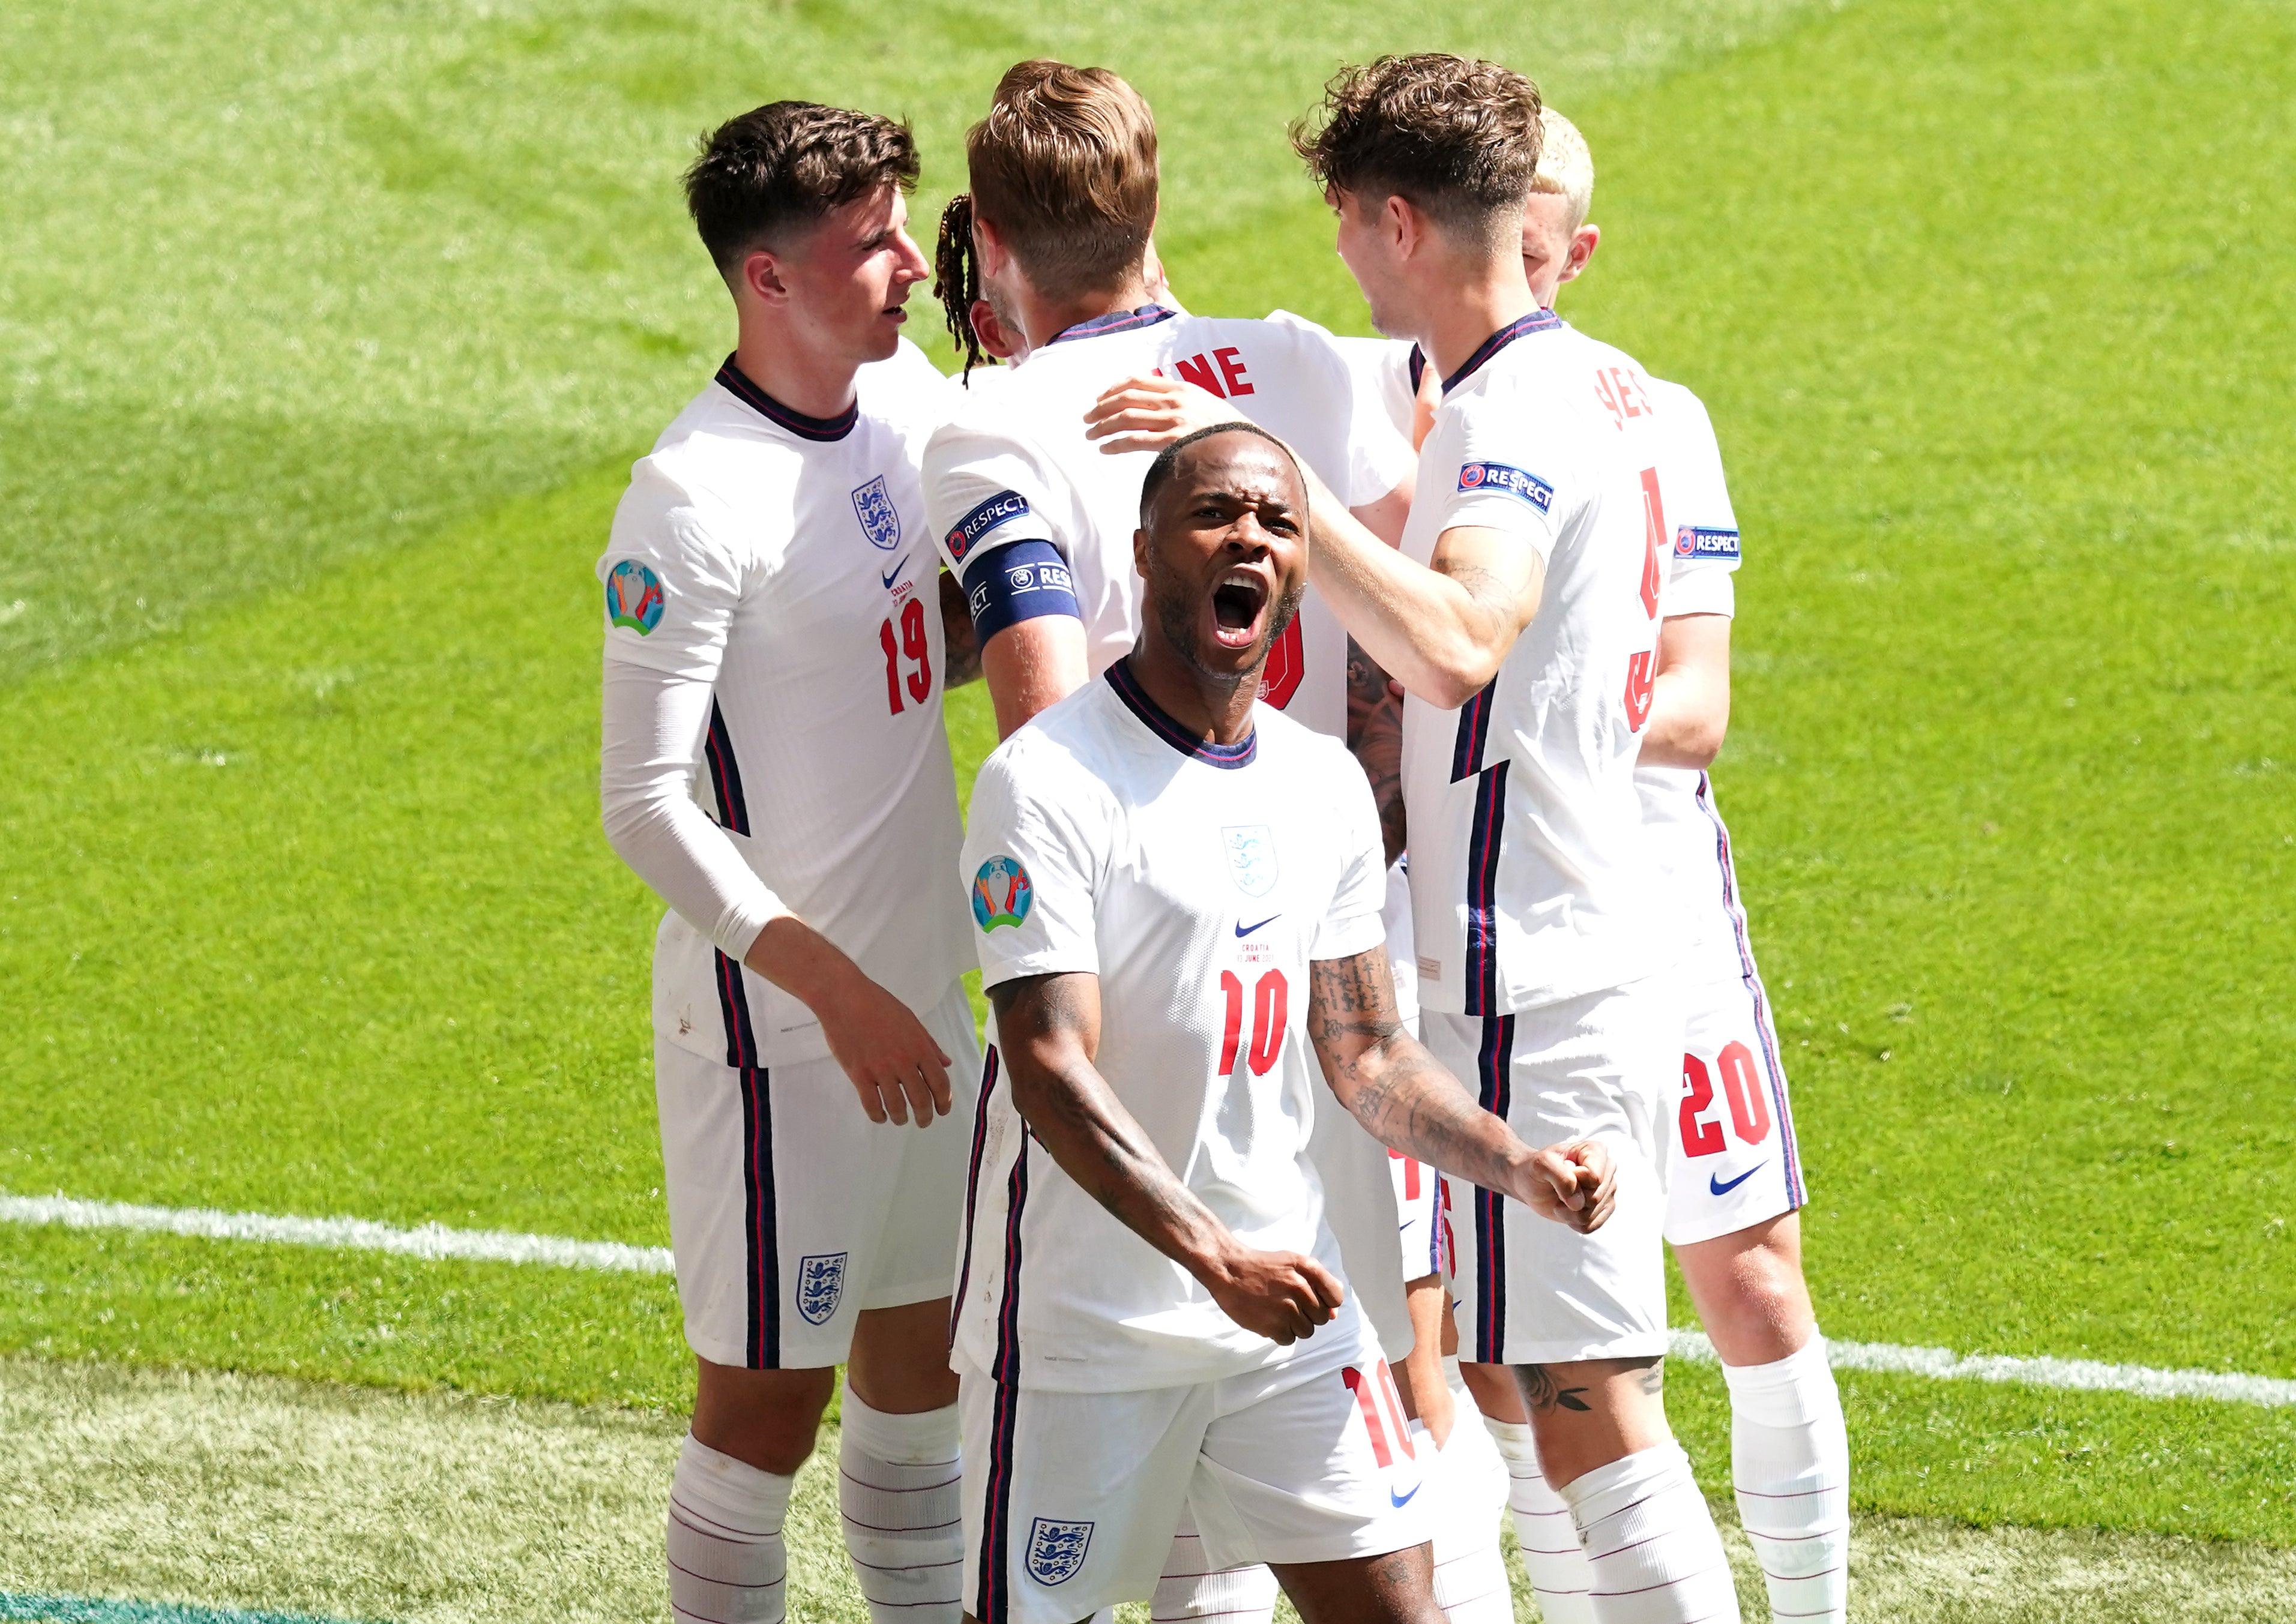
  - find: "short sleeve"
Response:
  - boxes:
[1433,390,1566,564]
[597,468,747,683]
[1656,386,1741,619]
[1311,750,1390,962]
[960,746,1107,989]
[923,412,1065,592]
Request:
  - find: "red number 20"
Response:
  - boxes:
[1218,969,1289,1076]
[1678,1041,1773,1156]
[879,596,933,715]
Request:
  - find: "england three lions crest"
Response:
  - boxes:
[1222,825,1279,898]
[1025,1517,1094,1586]
[851,476,902,551]
[795,1252,847,1326]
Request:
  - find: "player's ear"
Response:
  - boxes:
[741,247,794,308]
[1133,525,1152,581]
[1564,223,1601,283]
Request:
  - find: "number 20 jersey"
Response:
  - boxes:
[955,667,1390,1392]
[598,340,971,1069]
[1399,311,1677,1018]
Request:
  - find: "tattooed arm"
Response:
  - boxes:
[938,568,982,688]
[990,972,1346,1343]
[1306,949,1617,1233]
[1344,637,1406,867]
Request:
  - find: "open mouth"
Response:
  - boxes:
[1210,570,1268,649]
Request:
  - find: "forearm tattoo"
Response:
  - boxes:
[1343,637,1406,865]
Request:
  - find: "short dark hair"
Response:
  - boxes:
[1139,424,1306,523]
[684,101,918,277]
[1291,55,1543,247]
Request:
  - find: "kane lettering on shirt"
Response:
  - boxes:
[953,664,1391,1392]
[922,305,1414,742]
[1397,310,1678,1017]
[597,337,971,1066]
[1636,377,1746,955]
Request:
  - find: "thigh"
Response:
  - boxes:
[1430,994,1673,1368]
[869,984,987,1310]
[1192,1335,1432,1573]
[1662,960,1808,1248]
[959,1366,1208,1624]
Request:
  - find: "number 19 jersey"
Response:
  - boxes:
[954,664,1391,1393]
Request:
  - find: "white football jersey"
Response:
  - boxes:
[1399,311,1677,1016]
[1637,379,1745,958]
[954,665,1390,1392]
[1323,331,1424,444]
[599,340,971,1068]
[923,305,1414,741]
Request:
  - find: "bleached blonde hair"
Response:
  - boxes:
[1531,107,1594,230]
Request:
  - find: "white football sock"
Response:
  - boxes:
[1418,1387,1513,1624]
[1482,1407,1595,1624]
[1148,1508,1277,1623]
[667,1433,793,1624]
[1558,1442,1740,1624]
[837,1384,965,1623]
[1723,1335,1848,1624]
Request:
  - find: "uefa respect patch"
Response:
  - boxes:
[1674,526,1742,561]
[604,559,665,634]
[1457,461,1554,513]
[944,490,1031,563]
[971,855,1034,931]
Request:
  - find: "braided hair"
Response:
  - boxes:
[932,193,987,380]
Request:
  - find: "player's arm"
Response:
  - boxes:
[598,661,954,1127]
[1085,375,1544,708]
[1344,637,1406,865]
[991,970,1347,1344]
[1638,612,1730,769]
[938,569,982,688]
[979,612,1087,738]
[1304,948,1617,1233]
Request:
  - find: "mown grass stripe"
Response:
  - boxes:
[0,1194,672,1277]
[0,1593,366,1624]
[10,1190,2292,1410]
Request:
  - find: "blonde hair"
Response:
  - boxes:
[1531,107,1594,230]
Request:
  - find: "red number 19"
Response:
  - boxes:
[879,596,933,715]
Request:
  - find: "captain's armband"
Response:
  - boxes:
[963,540,1082,642]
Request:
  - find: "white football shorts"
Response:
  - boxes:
[1426,976,1681,1366]
[1660,940,1807,1247]
[654,980,982,1370]
[1392,1149,1445,1284]
[959,1328,1432,1624]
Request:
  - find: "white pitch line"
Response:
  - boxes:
[0,1192,673,1277]
[6,1191,2288,1409]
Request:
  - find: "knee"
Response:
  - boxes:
[692,1362,837,1476]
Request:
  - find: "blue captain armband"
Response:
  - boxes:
[964,540,1081,642]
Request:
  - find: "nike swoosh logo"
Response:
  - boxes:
[880,551,912,589]
[1235,915,1280,937]
[1390,1484,1421,1507]
[1710,1162,1767,1197]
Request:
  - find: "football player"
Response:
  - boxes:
[953,423,1615,1624]
[1463,107,1848,1624]
[597,102,980,1624]
[1089,55,1746,1624]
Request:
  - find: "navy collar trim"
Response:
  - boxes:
[1105,659,1258,769]
[1047,304,1180,346]
[714,355,858,442]
[1406,343,1427,395]
[1441,308,1564,395]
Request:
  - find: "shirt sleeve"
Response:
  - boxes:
[1311,747,1391,962]
[598,659,786,961]
[959,745,1107,989]
[1267,315,1416,506]
[921,413,1065,593]
[1431,389,1567,564]
[597,469,747,683]
[1658,389,1741,619]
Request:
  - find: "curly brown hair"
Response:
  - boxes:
[1290,55,1543,247]
[684,101,918,277]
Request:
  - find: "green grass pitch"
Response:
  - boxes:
[1,0,2292,1604]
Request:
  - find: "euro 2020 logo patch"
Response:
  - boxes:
[1025,1517,1093,1586]
[1222,825,1279,899]
[604,559,664,634]
[972,856,1034,932]
[795,1252,847,1325]
[851,475,902,550]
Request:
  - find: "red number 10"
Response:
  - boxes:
[1218,969,1289,1076]
[879,596,933,715]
